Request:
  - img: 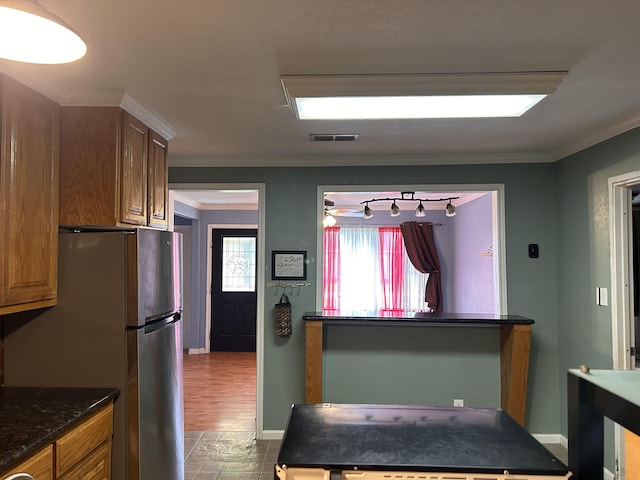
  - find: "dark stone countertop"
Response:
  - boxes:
[303,311,534,325]
[0,386,119,474]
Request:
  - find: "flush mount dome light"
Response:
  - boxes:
[281,72,567,120]
[0,1,86,64]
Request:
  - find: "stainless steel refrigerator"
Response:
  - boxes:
[4,228,184,480]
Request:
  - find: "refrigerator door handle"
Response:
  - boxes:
[143,312,181,334]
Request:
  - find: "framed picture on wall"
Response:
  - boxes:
[272,250,307,280]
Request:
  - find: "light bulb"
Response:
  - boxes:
[323,214,336,227]
[363,205,373,219]
[445,201,456,217]
[390,202,400,217]
[415,202,425,217]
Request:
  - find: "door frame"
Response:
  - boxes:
[169,182,266,439]
[609,169,640,479]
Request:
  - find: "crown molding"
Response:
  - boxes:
[0,71,176,140]
[119,92,177,140]
[553,113,640,160]
[168,152,554,168]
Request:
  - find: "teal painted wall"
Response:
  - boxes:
[555,129,640,466]
[170,162,561,433]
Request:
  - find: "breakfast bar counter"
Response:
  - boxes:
[303,311,534,426]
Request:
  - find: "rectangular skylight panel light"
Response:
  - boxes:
[295,94,546,120]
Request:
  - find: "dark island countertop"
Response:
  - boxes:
[303,311,534,326]
[0,386,119,474]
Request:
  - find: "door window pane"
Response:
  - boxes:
[222,237,256,292]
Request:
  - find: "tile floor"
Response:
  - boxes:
[184,431,568,480]
[184,431,281,480]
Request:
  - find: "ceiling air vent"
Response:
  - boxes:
[309,134,359,142]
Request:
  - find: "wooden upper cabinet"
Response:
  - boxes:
[0,75,59,315]
[120,112,148,226]
[59,107,168,230]
[147,130,168,229]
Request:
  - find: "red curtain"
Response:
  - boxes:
[378,227,404,311]
[322,226,341,311]
[400,221,443,313]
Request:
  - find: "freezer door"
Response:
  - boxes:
[128,314,184,480]
[131,229,183,327]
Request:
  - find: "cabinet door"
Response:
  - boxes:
[57,441,111,480]
[1,444,54,480]
[120,111,148,225]
[0,76,59,313]
[147,130,168,229]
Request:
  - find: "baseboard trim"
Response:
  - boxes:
[187,348,206,354]
[532,433,564,445]
[260,429,284,440]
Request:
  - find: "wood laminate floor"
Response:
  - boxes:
[183,351,257,432]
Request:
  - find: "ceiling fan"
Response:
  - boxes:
[324,198,363,217]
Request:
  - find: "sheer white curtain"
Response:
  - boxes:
[339,227,382,314]
[403,253,430,312]
[335,226,428,314]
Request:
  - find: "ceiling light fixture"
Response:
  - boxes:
[0,1,87,64]
[363,203,373,219]
[445,201,457,217]
[281,72,567,120]
[360,192,459,219]
[323,212,336,228]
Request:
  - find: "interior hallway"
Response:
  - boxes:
[183,351,256,432]
[183,351,279,480]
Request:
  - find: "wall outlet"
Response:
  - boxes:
[453,399,464,407]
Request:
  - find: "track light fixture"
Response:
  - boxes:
[360,192,459,219]
[323,211,337,227]
[445,200,457,217]
[363,203,373,219]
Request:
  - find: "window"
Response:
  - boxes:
[221,237,256,292]
[323,226,428,313]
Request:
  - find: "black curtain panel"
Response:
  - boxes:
[400,221,443,313]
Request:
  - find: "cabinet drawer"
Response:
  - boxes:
[56,404,113,476]
[1,444,53,480]
[57,440,111,480]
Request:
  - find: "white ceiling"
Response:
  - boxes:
[1,1,640,171]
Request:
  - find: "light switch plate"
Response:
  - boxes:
[596,287,609,306]
[599,287,608,306]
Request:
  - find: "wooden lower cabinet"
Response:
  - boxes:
[57,441,111,480]
[1,444,54,480]
[56,404,113,480]
[0,404,113,480]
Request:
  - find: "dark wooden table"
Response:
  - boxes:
[568,368,640,480]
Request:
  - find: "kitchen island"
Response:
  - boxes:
[0,387,119,476]
[303,311,533,426]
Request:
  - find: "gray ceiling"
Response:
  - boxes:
[1,1,640,169]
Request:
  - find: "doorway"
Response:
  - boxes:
[608,171,640,480]
[169,183,266,438]
[210,228,258,351]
